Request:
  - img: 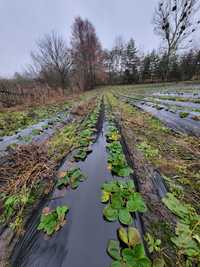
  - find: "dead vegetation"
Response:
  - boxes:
[0,144,55,195]
[71,97,97,116]
[0,143,55,234]
[0,80,68,108]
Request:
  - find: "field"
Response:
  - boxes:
[0,83,199,267]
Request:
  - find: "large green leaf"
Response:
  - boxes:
[111,193,123,209]
[118,166,133,177]
[56,175,70,188]
[103,205,118,222]
[128,227,141,247]
[118,208,133,225]
[118,227,129,245]
[74,148,88,161]
[127,193,147,213]
[171,222,199,257]
[56,206,69,221]
[102,181,119,193]
[126,180,135,190]
[70,179,80,189]
[122,245,151,267]
[131,244,146,259]
[122,248,135,263]
[37,205,69,236]
[162,193,190,222]
[107,240,121,260]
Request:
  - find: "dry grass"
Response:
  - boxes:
[0,143,55,199]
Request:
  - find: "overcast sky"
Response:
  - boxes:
[0,0,199,77]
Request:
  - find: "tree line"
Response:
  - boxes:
[105,40,200,84]
[12,0,200,91]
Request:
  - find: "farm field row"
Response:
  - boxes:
[114,84,200,137]
[0,84,199,267]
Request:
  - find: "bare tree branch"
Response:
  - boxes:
[29,31,72,90]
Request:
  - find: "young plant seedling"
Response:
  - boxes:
[37,205,69,236]
[101,180,146,225]
[56,167,87,190]
[162,193,200,264]
[107,227,151,267]
[179,112,189,118]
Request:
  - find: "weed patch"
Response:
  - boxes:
[137,141,159,160]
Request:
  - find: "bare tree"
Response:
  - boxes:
[153,0,200,79]
[30,31,72,91]
[71,16,104,91]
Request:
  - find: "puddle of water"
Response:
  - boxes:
[11,121,119,267]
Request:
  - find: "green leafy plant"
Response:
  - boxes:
[145,233,161,253]
[32,128,43,136]
[137,141,159,160]
[37,205,69,235]
[106,126,121,142]
[107,141,133,177]
[74,147,92,161]
[107,227,151,267]
[56,167,87,190]
[73,105,100,161]
[162,193,200,264]
[0,189,34,224]
[106,123,133,177]
[145,233,167,267]
[179,112,189,118]
[0,188,35,233]
[101,180,146,225]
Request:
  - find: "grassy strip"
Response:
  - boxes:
[48,123,78,162]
